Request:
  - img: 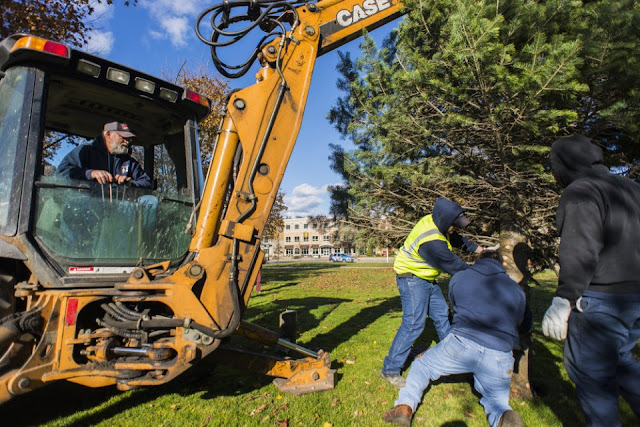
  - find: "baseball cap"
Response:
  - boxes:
[104,121,136,138]
[453,213,470,228]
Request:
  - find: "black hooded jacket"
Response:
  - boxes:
[57,134,152,189]
[550,135,640,300]
[417,198,479,275]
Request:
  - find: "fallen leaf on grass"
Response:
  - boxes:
[464,410,477,419]
[417,417,424,422]
[261,415,270,422]
[520,402,527,406]
[331,398,339,407]
[353,410,363,417]
[250,405,267,416]
[323,423,333,427]
[444,391,451,399]
[247,395,260,401]
[345,360,355,365]
[381,400,388,406]
[276,420,289,427]
[364,381,371,385]
[169,404,178,411]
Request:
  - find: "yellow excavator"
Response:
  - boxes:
[0,0,404,403]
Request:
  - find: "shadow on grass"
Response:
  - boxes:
[529,335,585,426]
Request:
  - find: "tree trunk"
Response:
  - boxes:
[499,228,535,400]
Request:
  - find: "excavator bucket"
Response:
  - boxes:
[211,346,336,395]
[271,350,336,395]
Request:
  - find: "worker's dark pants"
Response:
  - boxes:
[564,291,640,427]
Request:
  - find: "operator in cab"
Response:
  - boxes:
[57,121,152,189]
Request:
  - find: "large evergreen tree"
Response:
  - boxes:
[329,0,640,269]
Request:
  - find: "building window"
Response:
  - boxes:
[285,237,291,243]
[285,224,290,230]
[294,224,299,230]
[312,235,318,242]
[303,236,309,242]
[322,248,331,256]
[312,248,319,255]
[304,224,308,229]
[286,248,293,256]
[323,235,330,242]
[294,248,300,255]
[294,236,300,242]
[302,248,309,255]
[312,223,317,229]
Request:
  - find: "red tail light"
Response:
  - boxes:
[185,89,211,109]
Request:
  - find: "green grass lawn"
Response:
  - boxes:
[1,264,638,426]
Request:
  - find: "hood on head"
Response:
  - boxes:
[432,198,465,234]
[550,135,609,187]
[470,257,505,276]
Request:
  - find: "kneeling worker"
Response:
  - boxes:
[383,250,532,427]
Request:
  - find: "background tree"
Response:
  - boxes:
[328,0,640,398]
[263,191,288,242]
[1,0,136,46]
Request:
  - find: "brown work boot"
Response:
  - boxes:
[498,410,523,427]
[382,404,412,426]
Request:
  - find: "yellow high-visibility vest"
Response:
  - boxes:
[393,214,452,281]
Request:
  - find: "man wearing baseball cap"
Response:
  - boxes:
[381,198,486,388]
[57,121,152,189]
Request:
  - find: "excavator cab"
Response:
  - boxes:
[0,34,210,289]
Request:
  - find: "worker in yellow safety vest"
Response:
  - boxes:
[381,198,486,388]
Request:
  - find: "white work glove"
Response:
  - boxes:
[484,243,500,251]
[542,296,572,340]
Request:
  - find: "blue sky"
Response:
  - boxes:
[84,0,399,217]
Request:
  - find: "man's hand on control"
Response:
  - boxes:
[114,174,131,185]
[90,170,131,185]
[542,296,572,340]
[90,169,113,184]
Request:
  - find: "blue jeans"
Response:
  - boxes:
[396,334,514,427]
[564,292,640,427]
[382,275,451,374]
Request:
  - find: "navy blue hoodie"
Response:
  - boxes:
[418,198,479,275]
[449,258,529,352]
[57,134,152,189]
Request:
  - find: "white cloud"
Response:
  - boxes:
[159,17,190,47]
[86,30,115,55]
[284,184,330,218]
[140,0,210,47]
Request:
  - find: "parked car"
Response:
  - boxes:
[329,253,355,263]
